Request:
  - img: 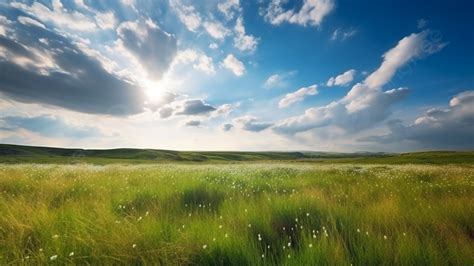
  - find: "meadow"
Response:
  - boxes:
[0,162,473,265]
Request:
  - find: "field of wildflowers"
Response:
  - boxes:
[0,163,472,264]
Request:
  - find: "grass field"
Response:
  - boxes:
[0,162,473,265]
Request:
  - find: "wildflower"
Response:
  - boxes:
[145,211,149,216]
[50,255,58,261]
[403,232,406,236]
[52,234,59,239]
[288,254,291,258]
[213,238,216,242]
[69,252,74,256]
[383,235,387,240]
[309,243,313,248]
[132,244,137,248]
[287,242,291,247]
[137,216,143,221]
[261,254,265,258]
[248,223,252,227]
[202,244,207,249]
[366,231,369,235]
[225,233,228,238]
[357,228,360,233]
[219,225,223,229]
[306,212,310,216]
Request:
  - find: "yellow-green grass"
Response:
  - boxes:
[0,163,473,265]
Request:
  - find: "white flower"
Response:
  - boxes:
[202,244,207,249]
[50,255,58,261]
[132,244,137,248]
[52,234,59,239]
[383,235,387,240]
[309,243,313,248]
[69,252,74,256]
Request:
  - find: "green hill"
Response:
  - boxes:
[0,144,472,164]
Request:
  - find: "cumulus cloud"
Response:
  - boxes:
[158,107,174,119]
[273,30,446,135]
[262,0,335,27]
[203,20,230,40]
[117,19,177,79]
[218,0,241,20]
[234,116,273,132]
[279,85,318,108]
[234,16,259,52]
[360,91,474,150]
[170,0,202,32]
[0,115,101,138]
[177,99,216,115]
[173,49,216,75]
[326,69,356,87]
[263,71,296,89]
[331,28,357,41]
[222,54,245,76]
[0,11,146,115]
[11,0,116,32]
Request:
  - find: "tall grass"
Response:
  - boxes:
[0,163,472,264]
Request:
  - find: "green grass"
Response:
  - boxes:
[0,163,472,264]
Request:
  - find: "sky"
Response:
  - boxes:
[0,0,473,152]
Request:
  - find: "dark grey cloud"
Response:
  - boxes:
[221,123,233,131]
[0,115,101,138]
[0,6,147,115]
[360,91,474,150]
[235,116,273,132]
[117,20,177,78]
[177,99,216,115]
[184,120,201,127]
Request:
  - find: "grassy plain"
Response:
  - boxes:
[0,162,473,265]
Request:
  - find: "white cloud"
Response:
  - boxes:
[95,12,117,30]
[326,69,356,87]
[233,16,259,52]
[218,0,241,20]
[279,85,318,108]
[203,21,230,40]
[170,0,202,32]
[262,0,335,27]
[273,30,446,135]
[172,49,215,75]
[209,43,218,49]
[12,0,117,32]
[361,91,474,150]
[263,71,296,89]
[222,54,245,76]
[365,30,447,89]
[17,16,46,29]
[331,28,357,41]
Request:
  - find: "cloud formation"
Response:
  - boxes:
[117,19,177,78]
[234,116,273,132]
[360,91,474,150]
[177,99,217,115]
[273,30,446,135]
[326,69,356,87]
[0,10,146,115]
[262,0,335,27]
[234,16,259,52]
[222,54,245,76]
[331,28,357,41]
[279,85,318,108]
[0,115,101,138]
[263,71,296,89]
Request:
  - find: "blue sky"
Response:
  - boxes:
[0,0,473,151]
